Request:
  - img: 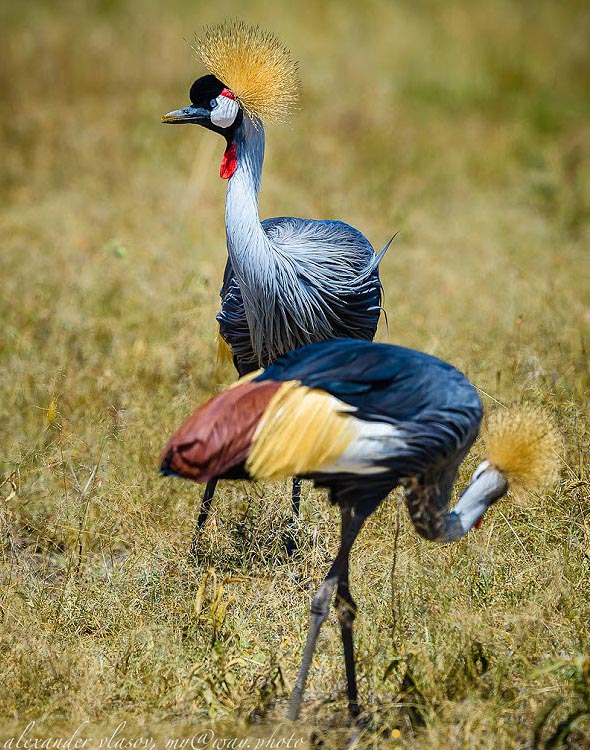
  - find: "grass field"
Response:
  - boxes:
[1,0,589,747]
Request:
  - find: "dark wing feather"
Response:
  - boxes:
[217,257,259,376]
[257,339,483,531]
[257,338,483,479]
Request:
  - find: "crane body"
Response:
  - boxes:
[162,24,391,538]
[161,339,488,541]
[160,339,560,719]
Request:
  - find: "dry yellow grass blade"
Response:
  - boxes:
[482,405,563,501]
[193,20,300,123]
[246,381,355,479]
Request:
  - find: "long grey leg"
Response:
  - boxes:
[188,478,218,559]
[286,577,337,721]
[287,505,368,721]
[335,506,361,718]
[285,477,303,555]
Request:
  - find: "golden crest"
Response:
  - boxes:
[482,405,562,498]
[193,20,300,123]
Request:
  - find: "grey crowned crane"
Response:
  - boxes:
[160,338,561,720]
[161,22,392,545]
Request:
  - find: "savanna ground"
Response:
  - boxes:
[1,0,589,747]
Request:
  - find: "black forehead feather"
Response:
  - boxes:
[189,74,225,104]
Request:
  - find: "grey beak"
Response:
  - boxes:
[161,105,210,124]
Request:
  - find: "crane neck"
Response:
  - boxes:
[224,115,285,365]
[225,116,266,256]
[405,464,508,544]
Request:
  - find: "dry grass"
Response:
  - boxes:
[1,0,589,747]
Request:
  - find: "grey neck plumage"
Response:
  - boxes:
[225,115,265,222]
[224,117,274,364]
[224,116,341,365]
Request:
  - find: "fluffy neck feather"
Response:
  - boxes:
[225,116,272,287]
[224,117,304,366]
[224,118,276,364]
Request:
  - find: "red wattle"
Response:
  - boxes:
[220,142,237,180]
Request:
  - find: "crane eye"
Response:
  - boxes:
[210,98,218,109]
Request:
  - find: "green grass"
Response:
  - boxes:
[1,0,589,747]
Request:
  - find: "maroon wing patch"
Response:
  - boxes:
[160,380,282,482]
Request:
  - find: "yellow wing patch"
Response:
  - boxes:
[228,368,265,388]
[216,328,234,365]
[482,405,562,499]
[246,381,356,480]
[193,20,300,123]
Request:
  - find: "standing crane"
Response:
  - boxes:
[161,21,392,544]
[160,338,561,720]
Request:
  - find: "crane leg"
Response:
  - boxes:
[286,576,336,721]
[287,505,368,722]
[291,477,302,518]
[192,477,301,557]
[188,478,218,559]
[197,478,218,528]
[285,477,302,555]
[335,506,361,718]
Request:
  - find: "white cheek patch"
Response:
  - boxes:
[211,96,240,128]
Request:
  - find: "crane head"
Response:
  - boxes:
[162,23,299,179]
[467,459,510,506]
[161,74,243,135]
[447,405,562,540]
[162,22,299,131]
[443,460,509,540]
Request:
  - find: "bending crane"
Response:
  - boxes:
[162,22,391,541]
[160,338,561,720]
